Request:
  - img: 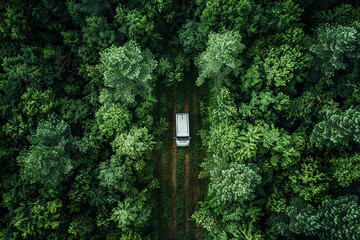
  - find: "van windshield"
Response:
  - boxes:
[177,137,190,141]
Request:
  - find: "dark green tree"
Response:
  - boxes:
[310,23,360,84]
[17,115,86,193]
[310,107,360,149]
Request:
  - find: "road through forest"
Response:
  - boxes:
[157,77,204,240]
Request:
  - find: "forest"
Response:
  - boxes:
[1,0,360,239]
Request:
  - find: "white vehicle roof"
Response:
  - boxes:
[176,113,189,137]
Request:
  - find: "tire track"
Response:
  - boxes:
[171,90,178,239]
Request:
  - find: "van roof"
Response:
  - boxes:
[176,113,189,137]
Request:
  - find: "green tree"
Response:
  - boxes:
[288,158,330,202]
[97,41,157,105]
[310,23,360,84]
[111,189,152,229]
[318,195,360,240]
[178,20,206,56]
[0,0,29,40]
[330,153,360,187]
[95,103,132,139]
[310,107,360,149]
[264,44,311,89]
[198,0,267,37]
[98,155,135,194]
[208,163,261,205]
[20,86,56,118]
[266,0,303,32]
[196,31,245,88]
[286,198,321,236]
[11,198,64,239]
[111,127,155,162]
[79,16,116,63]
[17,115,86,192]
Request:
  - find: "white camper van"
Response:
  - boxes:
[175,113,190,147]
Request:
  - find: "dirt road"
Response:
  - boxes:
[157,78,204,239]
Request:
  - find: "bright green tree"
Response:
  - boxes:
[264,44,311,88]
[288,158,330,202]
[97,41,157,105]
[95,103,132,139]
[196,31,245,88]
[208,163,261,205]
[330,153,360,187]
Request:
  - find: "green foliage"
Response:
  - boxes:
[210,87,238,124]
[12,198,63,238]
[233,221,265,240]
[115,4,160,46]
[68,216,95,239]
[95,103,132,139]
[263,126,305,170]
[20,86,56,118]
[288,158,330,202]
[269,195,360,239]
[191,206,216,231]
[0,1,29,40]
[199,0,267,37]
[68,169,92,213]
[330,153,360,187]
[266,187,287,213]
[17,115,86,192]
[264,44,311,88]
[318,195,360,240]
[238,124,264,162]
[2,56,41,103]
[285,198,321,236]
[58,98,91,125]
[3,1,360,239]
[79,16,116,63]
[266,0,303,32]
[155,53,189,86]
[196,31,245,88]
[97,41,157,105]
[178,20,205,55]
[312,4,360,26]
[239,90,290,122]
[207,120,241,163]
[111,127,155,161]
[1,45,59,106]
[240,57,263,93]
[310,23,360,83]
[209,163,261,205]
[111,189,152,228]
[98,155,135,194]
[83,16,116,51]
[310,107,360,149]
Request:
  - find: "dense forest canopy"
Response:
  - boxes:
[1,0,360,239]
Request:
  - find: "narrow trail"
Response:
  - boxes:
[184,85,191,239]
[171,90,178,239]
